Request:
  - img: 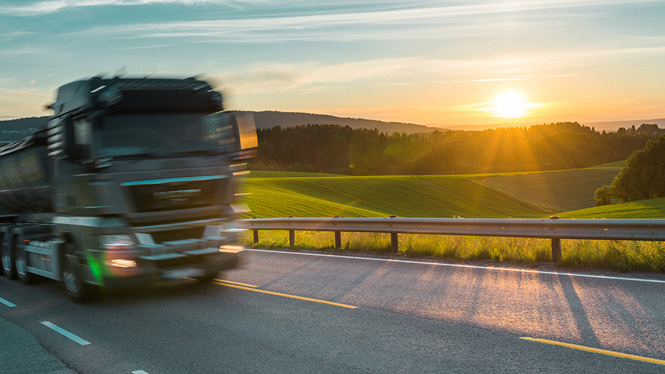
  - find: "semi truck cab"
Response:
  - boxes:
[0,76,256,301]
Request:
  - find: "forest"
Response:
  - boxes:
[252,122,660,175]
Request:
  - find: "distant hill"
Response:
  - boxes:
[0,111,437,142]
[0,116,49,142]
[5,113,664,138]
[586,118,665,132]
[249,111,437,134]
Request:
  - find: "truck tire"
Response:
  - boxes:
[15,235,34,285]
[62,243,96,303]
[194,269,219,282]
[1,234,16,280]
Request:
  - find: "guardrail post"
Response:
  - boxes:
[288,216,295,248]
[550,216,561,263]
[252,218,259,244]
[334,216,342,250]
[390,215,398,253]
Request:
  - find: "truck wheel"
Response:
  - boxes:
[62,244,96,303]
[1,235,16,280]
[15,236,34,285]
[195,269,219,282]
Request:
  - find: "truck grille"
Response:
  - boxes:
[128,180,217,213]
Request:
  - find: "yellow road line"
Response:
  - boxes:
[212,282,358,309]
[214,279,259,288]
[521,337,665,366]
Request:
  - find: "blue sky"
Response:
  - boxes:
[1,0,664,127]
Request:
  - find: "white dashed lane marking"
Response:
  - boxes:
[0,296,17,307]
[41,321,91,346]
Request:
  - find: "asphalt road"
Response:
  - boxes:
[1,248,665,373]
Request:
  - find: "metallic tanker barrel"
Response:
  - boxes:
[0,129,52,214]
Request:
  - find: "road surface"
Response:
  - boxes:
[1,248,664,373]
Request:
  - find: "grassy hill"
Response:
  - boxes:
[467,166,622,212]
[241,165,626,219]
[558,198,665,218]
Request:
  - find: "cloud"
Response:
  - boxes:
[213,59,408,93]
[2,0,659,17]
[47,0,659,48]
[212,42,665,95]
[0,0,265,16]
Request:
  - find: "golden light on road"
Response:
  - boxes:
[490,91,532,118]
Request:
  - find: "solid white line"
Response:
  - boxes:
[132,371,150,374]
[0,297,17,308]
[244,248,665,284]
[41,321,91,346]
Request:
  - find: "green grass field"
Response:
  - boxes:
[240,165,625,219]
[241,175,551,218]
[468,167,623,212]
[559,198,665,218]
[238,165,665,272]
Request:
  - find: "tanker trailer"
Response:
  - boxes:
[0,76,257,302]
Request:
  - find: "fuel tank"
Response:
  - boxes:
[0,129,52,214]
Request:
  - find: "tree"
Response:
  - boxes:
[607,134,665,202]
[594,185,614,206]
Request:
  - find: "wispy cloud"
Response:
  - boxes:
[214,58,433,93]
[0,0,265,16]
[48,0,658,47]
[215,43,665,95]
[473,77,527,82]
[2,0,660,17]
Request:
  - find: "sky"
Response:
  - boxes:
[1,0,664,128]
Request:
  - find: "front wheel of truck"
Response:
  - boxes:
[15,234,34,285]
[62,243,97,303]
[194,269,219,282]
[1,233,16,280]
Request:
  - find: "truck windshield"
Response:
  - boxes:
[96,112,236,158]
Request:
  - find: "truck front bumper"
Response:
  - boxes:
[82,246,242,289]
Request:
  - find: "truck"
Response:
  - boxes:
[0,76,257,302]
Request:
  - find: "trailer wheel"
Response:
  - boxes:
[62,243,96,303]
[1,234,16,280]
[15,236,34,285]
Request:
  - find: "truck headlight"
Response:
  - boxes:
[99,235,135,250]
[219,245,243,254]
[106,259,137,268]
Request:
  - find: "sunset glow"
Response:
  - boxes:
[490,92,532,119]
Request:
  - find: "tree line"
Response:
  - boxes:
[252,122,658,175]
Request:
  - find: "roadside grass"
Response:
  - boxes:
[240,230,665,272]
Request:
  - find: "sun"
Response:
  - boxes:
[490,91,531,118]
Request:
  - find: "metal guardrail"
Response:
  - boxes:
[238,217,665,262]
